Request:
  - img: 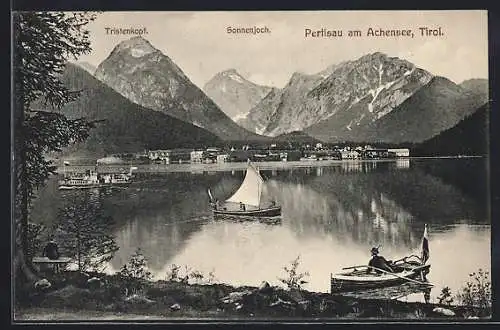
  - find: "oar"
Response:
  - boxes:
[343,255,423,270]
[342,265,370,270]
[366,265,433,287]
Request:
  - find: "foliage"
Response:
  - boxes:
[119,248,153,296]
[165,264,217,285]
[166,264,181,282]
[14,11,99,202]
[13,11,99,269]
[278,255,310,291]
[26,222,46,260]
[54,191,119,273]
[437,286,454,306]
[456,268,491,316]
[15,12,97,107]
[24,112,95,201]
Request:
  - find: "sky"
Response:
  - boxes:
[78,10,488,89]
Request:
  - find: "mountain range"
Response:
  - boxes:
[49,36,488,157]
[74,61,97,75]
[203,69,273,122]
[412,102,489,157]
[94,36,264,141]
[306,75,487,143]
[50,63,221,157]
[206,52,488,144]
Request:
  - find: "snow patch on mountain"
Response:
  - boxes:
[168,78,180,97]
[131,47,154,58]
[255,126,267,135]
[232,111,249,122]
[192,121,205,129]
[227,73,244,83]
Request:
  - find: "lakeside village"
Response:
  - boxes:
[58,143,409,189]
[98,143,410,165]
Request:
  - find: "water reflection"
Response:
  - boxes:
[29,159,490,303]
[396,158,410,169]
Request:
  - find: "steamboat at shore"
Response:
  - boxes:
[58,165,137,190]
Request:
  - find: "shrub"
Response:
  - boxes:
[437,286,454,305]
[119,248,153,296]
[278,255,310,291]
[165,264,181,282]
[206,270,217,284]
[456,268,491,317]
[189,270,204,284]
[165,265,217,285]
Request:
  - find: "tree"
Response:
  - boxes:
[119,248,153,296]
[54,190,119,273]
[278,255,310,291]
[12,12,98,285]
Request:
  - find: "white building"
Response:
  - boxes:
[216,154,229,163]
[190,150,204,163]
[340,150,360,159]
[148,150,170,163]
[388,148,410,157]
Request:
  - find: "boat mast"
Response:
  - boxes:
[257,166,261,209]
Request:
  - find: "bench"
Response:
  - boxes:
[32,257,72,273]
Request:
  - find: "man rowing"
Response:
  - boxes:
[367,246,394,273]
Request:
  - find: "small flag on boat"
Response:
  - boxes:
[421,224,429,264]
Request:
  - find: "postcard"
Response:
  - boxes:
[11,10,490,322]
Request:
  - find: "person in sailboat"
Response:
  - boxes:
[367,246,394,273]
[239,202,246,211]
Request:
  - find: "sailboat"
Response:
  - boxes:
[208,162,282,217]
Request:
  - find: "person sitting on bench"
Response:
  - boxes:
[43,237,60,260]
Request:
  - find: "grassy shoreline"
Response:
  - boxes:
[14,271,489,321]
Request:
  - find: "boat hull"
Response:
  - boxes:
[58,182,130,190]
[213,206,281,217]
[331,264,431,293]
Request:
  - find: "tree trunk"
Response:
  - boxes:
[12,13,39,292]
[13,96,40,289]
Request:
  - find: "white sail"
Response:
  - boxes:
[226,164,264,207]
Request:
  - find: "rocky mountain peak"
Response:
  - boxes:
[221,68,239,75]
[217,69,247,83]
[244,52,438,137]
[94,37,261,141]
[288,71,314,85]
[112,36,158,58]
[203,69,274,122]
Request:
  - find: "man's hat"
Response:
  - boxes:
[371,247,379,254]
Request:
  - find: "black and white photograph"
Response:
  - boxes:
[11,10,491,321]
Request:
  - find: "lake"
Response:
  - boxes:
[31,158,491,303]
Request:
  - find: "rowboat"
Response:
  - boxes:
[331,255,431,293]
[213,205,282,217]
[331,224,432,293]
[208,161,282,217]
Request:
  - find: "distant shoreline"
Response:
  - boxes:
[54,156,484,174]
